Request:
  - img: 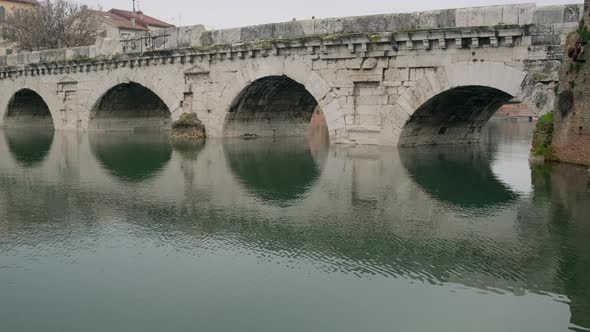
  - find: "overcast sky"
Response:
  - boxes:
[81,0,582,29]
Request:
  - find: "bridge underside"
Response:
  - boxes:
[225,76,323,138]
[4,89,53,129]
[89,83,171,132]
[399,86,513,147]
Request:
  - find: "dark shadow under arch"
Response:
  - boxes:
[399,86,512,146]
[224,76,326,138]
[3,89,54,129]
[88,82,171,132]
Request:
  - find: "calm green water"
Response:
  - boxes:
[1,119,589,332]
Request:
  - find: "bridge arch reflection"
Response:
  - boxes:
[223,137,327,207]
[399,145,519,210]
[89,132,172,183]
[4,129,55,167]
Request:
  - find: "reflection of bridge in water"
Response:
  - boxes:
[3,129,54,167]
[399,145,519,209]
[0,129,589,329]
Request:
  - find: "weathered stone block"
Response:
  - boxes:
[356,95,388,105]
[349,71,383,82]
[383,68,409,81]
[502,6,520,25]
[484,6,503,26]
[533,6,563,25]
[468,7,485,27]
[518,4,535,25]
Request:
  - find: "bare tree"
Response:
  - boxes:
[1,0,102,52]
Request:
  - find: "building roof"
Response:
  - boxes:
[2,0,39,5]
[91,10,149,31]
[108,9,174,29]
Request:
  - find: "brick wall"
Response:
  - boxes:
[494,100,534,118]
[552,0,590,166]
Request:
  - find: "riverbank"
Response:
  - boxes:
[531,2,590,168]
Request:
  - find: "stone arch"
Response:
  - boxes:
[217,57,345,141]
[88,81,172,132]
[2,88,55,129]
[396,62,527,146]
[224,75,325,138]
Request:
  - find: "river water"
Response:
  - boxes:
[1,118,589,332]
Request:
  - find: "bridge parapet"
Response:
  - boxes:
[0,26,534,78]
[0,3,582,71]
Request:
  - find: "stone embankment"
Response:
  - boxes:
[533,0,590,167]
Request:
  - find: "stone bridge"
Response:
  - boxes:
[0,3,583,145]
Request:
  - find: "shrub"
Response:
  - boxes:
[531,112,555,160]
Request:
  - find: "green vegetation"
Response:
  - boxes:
[533,72,549,81]
[569,79,576,90]
[172,113,202,129]
[532,112,555,159]
[321,32,366,41]
[172,113,206,140]
[537,111,554,129]
[578,19,590,44]
[531,144,554,159]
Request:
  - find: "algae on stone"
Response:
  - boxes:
[172,113,206,140]
[531,112,555,160]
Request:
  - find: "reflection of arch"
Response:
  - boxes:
[4,129,54,167]
[89,132,172,183]
[218,58,345,141]
[224,76,322,138]
[3,89,54,129]
[88,82,171,132]
[172,140,205,161]
[223,138,325,206]
[399,145,518,209]
[397,62,527,146]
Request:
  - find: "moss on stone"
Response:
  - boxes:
[531,112,555,160]
[578,19,590,44]
[368,32,392,43]
[172,113,206,141]
[321,32,366,41]
[252,40,274,49]
[569,79,576,90]
[532,72,549,82]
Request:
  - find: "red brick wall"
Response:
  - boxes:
[494,102,533,118]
